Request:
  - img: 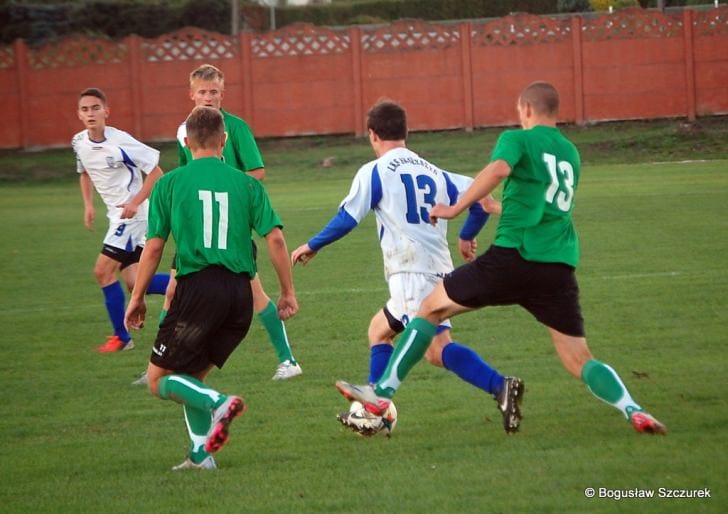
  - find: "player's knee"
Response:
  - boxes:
[93,265,113,285]
[417,292,449,324]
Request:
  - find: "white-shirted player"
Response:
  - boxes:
[73,88,169,352]
[291,100,522,435]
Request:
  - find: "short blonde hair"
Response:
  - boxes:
[189,64,224,87]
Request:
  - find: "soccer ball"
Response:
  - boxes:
[348,400,398,437]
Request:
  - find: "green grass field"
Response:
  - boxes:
[1,120,727,513]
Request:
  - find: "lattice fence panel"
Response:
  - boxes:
[471,13,572,47]
[143,28,237,62]
[28,36,127,69]
[581,8,683,41]
[0,45,15,70]
[362,20,460,53]
[694,6,728,36]
[252,24,350,58]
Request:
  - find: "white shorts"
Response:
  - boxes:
[103,217,147,252]
[385,272,451,330]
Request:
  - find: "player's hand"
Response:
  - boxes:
[291,244,317,266]
[124,297,147,330]
[277,292,299,321]
[118,202,139,219]
[428,203,458,225]
[459,238,477,262]
[84,206,95,231]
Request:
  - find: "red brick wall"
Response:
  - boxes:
[1,7,726,149]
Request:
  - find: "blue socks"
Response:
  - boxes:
[102,281,130,342]
[369,343,394,383]
[442,342,504,396]
[146,273,170,295]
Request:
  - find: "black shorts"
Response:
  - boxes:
[444,245,585,337]
[102,244,142,270]
[151,266,254,374]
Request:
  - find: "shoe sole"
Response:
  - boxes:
[272,367,303,380]
[336,412,380,437]
[205,397,246,453]
[501,378,524,434]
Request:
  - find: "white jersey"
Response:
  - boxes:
[341,147,473,279]
[72,126,160,224]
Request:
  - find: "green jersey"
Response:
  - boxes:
[177,109,264,172]
[491,125,581,267]
[147,157,282,277]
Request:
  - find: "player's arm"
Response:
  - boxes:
[246,167,265,181]
[292,165,374,266]
[125,237,165,330]
[264,227,298,320]
[79,171,96,231]
[458,202,489,262]
[430,159,511,223]
[291,208,358,266]
[119,165,164,219]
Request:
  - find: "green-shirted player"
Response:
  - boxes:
[165,64,302,381]
[337,81,667,436]
[125,106,298,470]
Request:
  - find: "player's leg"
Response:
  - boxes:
[366,309,397,383]
[527,258,667,435]
[337,248,512,415]
[93,249,134,352]
[374,281,471,397]
[119,224,169,295]
[252,273,301,379]
[336,281,470,415]
[549,328,667,434]
[428,330,506,397]
[428,330,523,433]
[150,267,253,467]
[148,362,231,468]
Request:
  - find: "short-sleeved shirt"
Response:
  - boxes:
[491,125,581,267]
[176,109,264,171]
[340,147,473,279]
[72,126,160,223]
[147,157,282,278]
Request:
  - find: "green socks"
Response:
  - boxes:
[258,300,296,364]
[581,359,642,419]
[158,374,225,411]
[376,317,436,398]
[183,405,212,464]
[159,308,167,326]
[159,375,226,464]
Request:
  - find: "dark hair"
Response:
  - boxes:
[367,100,407,141]
[79,87,107,105]
[520,81,559,117]
[185,106,225,149]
